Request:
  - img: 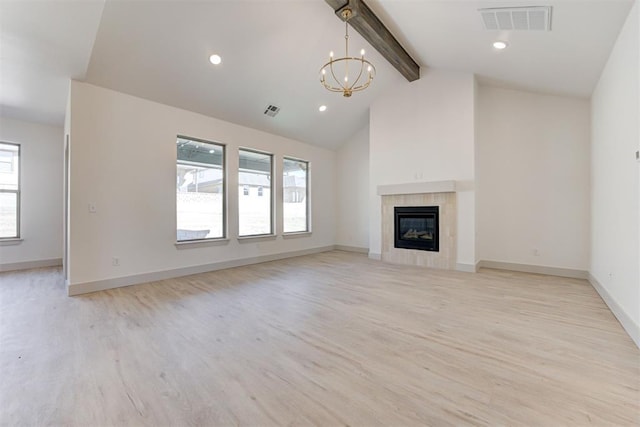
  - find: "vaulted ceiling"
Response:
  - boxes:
[0,0,634,149]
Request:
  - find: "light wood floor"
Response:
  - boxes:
[1,251,638,426]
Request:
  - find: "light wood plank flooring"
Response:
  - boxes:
[1,251,638,426]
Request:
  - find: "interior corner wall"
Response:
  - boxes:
[64,84,71,282]
[0,117,63,269]
[476,86,590,271]
[590,0,639,345]
[369,69,476,266]
[336,126,369,250]
[68,81,336,290]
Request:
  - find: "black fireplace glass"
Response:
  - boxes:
[394,206,439,251]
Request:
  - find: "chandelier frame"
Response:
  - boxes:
[319,8,376,97]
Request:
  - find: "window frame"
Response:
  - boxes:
[282,156,310,234]
[176,135,226,243]
[238,147,274,238]
[0,142,21,240]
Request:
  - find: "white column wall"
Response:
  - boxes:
[369,69,476,267]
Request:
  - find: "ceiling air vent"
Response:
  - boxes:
[479,6,552,31]
[263,104,281,117]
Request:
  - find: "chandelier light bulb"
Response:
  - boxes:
[329,51,334,58]
[209,54,222,65]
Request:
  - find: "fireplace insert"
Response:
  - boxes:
[394,206,439,252]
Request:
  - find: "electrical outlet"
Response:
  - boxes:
[112,257,120,267]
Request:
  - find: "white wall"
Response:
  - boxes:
[0,117,63,269]
[476,86,590,271]
[336,126,369,250]
[68,81,336,290]
[369,69,476,267]
[590,1,639,345]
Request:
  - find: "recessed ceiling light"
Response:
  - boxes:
[319,105,327,112]
[493,41,508,50]
[209,54,222,65]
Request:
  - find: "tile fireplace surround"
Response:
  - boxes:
[378,181,457,270]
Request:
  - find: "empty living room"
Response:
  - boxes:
[1,0,638,425]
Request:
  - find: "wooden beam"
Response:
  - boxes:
[325,0,420,82]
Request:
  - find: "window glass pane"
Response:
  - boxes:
[238,149,272,236]
[0,142,19,239]
[0,192,18,238]
[176,137,224,241]
[283,158,308,233]
[0,143,19,191]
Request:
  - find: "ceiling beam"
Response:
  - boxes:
[325,0,420,82]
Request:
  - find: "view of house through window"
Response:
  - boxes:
[0,142,20,239]
[238,149,272,236]
[176,137,225,241]
[283,157,308,233]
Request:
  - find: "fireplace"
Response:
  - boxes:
[394,206,439,252]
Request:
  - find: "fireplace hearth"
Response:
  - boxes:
[394,206,439,252]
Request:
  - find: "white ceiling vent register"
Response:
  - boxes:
[479,6,552,31]
[263,104,281,117]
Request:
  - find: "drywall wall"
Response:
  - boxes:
[336,126,369,250]
[590,0,639,346]
[369,69,476,268]
[68,82,336,291]
[0,116,63,270]
[63,86,71,282]
[476,86,590,271]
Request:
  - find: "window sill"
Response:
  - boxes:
[0,238,23,246]
[282,231,312,239]
[175,238,229,249]
[237,234,277,243]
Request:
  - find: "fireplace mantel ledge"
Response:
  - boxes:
[377,180,456,196]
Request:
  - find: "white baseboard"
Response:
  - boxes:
[0,258,62,272]
[456,263,478,273]
[368,252,381,261]
[477,260,588,279]
[68,246,335,296]
[588,273,640,349]
[334,245,368,254]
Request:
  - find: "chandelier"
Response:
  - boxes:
[319,8,376,97]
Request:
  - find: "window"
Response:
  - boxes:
[176,137,225,241]
[283,157,309,233]
[238,149,272,236]
[0,143,20,239]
